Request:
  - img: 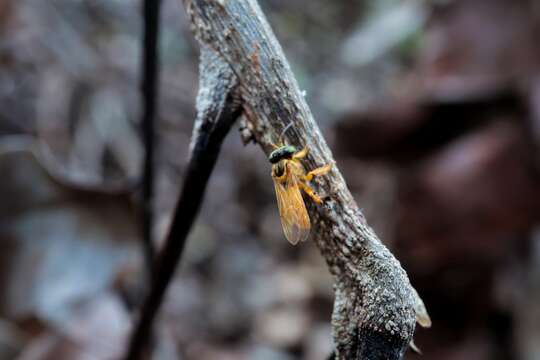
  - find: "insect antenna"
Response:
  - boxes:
[278,122,294,145]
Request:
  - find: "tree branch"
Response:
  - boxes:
[183,1,431,359]
[123,47,241,360]
[139,0,162,281]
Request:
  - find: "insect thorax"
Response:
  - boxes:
[269,145,296,164]
[272,161,287,178]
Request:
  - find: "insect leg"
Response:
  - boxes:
[292,147,308,159]
[304,163,332,181]
[269,140,279,149]
[300,182,322,204]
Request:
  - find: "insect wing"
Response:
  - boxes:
[273,169,310,245]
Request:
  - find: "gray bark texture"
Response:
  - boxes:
[182,1,431,359]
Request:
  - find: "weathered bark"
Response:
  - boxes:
[183,0,430,359]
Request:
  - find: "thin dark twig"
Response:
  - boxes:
[140,0,162,277]
[124,52,240,358]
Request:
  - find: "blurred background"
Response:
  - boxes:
[0,0,539,359]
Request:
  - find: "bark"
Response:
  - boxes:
[182,0,430,358]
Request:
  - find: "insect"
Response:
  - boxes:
[269,126,332,245]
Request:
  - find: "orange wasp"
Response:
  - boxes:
[269,125,332,245]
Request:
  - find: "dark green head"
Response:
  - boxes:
[269,145,297,164]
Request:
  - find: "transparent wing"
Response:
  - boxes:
[273,167,310,245]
